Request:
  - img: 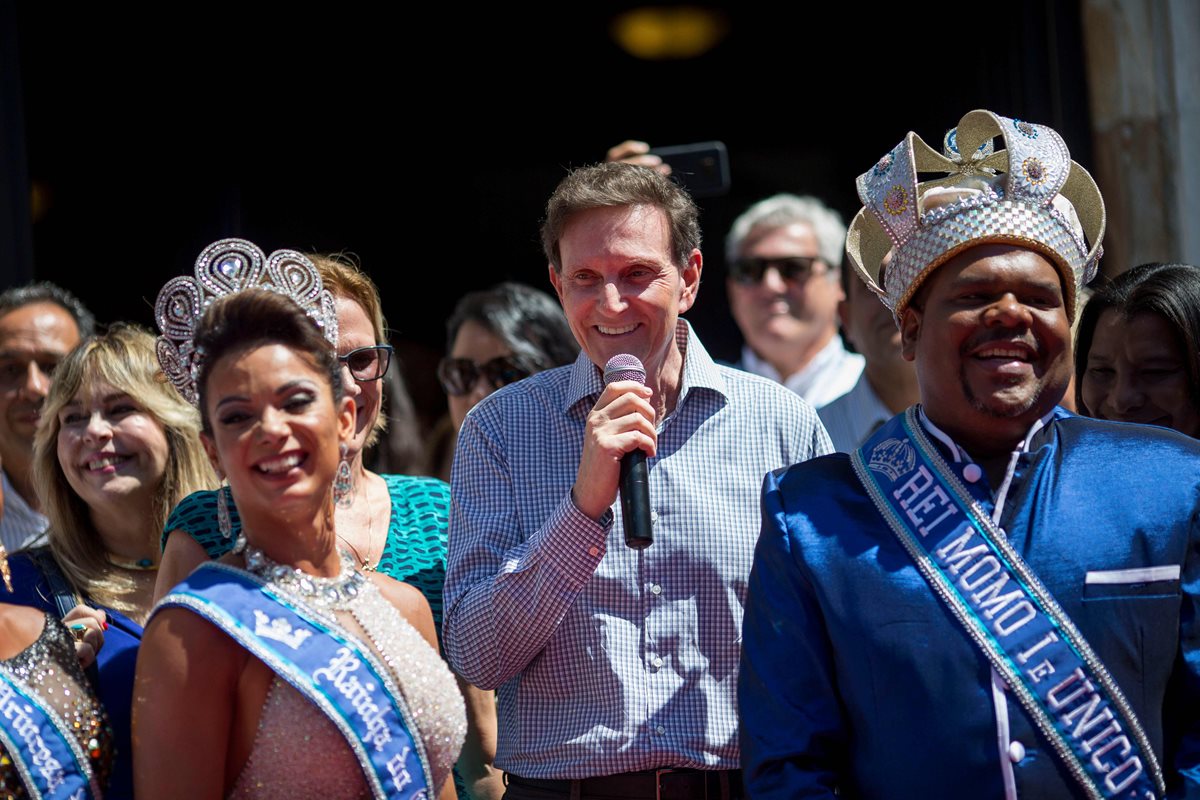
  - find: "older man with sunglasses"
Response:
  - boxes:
[726,194,863,409]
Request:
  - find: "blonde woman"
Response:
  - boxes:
[0,323,216,799]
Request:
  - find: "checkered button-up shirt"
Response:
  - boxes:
[443,321,831,779]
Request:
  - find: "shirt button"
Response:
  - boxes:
[1008,741,1026,762]
[587,546,600,557]
[963,464,983,483]
[650,509,659,523]
[655,725,666,736]
[651,656,663,669]
[650,583,662,596]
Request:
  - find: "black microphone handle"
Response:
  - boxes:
[619,449,653,549]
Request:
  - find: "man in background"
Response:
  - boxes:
[725,194,863,408]
[0,282,94,552]
[818,254,918,451]
[605,141,862,409]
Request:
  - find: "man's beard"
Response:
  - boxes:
[960,366,1045,419]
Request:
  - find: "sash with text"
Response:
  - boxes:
[0,663,100,800]
[157,563,429,800]
[851,408,1163,800]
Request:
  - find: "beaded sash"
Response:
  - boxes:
[0,664,100,800]
[851,409,1163,800]
[156,563,430,799]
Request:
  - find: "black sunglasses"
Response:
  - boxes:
[729,255,826,285]
[437,356,531,397]
[338,344,393,381]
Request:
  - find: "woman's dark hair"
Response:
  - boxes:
[445,282,579,372]
[1075,262,1200,414]
[194,290,343,430]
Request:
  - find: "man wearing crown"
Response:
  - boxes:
[738,111,1200,799]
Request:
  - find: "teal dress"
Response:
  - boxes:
[161,474,450,631]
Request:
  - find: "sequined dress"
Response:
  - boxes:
[0,613,114,799]
[226,559,465,799]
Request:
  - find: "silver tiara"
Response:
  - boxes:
[154,238,339,406]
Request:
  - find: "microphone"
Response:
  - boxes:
[603,354,653,550]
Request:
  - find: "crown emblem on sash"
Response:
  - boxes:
[253,609,313,650]
[867,438,916,481]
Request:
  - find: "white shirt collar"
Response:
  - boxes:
[740,335,863,407]
[917,407,1056,523]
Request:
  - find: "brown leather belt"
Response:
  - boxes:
[507,768,744,799]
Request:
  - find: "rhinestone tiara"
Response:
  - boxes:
[154,238,339,406]
[845,109,1106,318]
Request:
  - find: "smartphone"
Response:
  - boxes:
[650,141,730,198]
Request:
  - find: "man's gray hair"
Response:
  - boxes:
[725,194,847,271]
[0,281,96,337]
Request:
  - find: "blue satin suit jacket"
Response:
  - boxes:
[739,410,1200,799]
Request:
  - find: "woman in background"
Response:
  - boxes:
[1076,262,1200,438]
[0,324,215,798]
[430,283,578,479]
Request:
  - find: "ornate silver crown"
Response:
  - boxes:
[154,238,339,405]
[845,110,1106,318]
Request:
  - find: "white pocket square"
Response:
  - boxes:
[1085,566,1181,585]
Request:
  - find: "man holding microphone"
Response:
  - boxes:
[443,162,829,799]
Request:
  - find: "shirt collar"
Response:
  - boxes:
[562,320,728,414]
[917,406,1058,465]
[740,334,847,393]
[917,405,1060,519]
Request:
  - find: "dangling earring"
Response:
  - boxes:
[333,442,353,509]
[217,484,233,541]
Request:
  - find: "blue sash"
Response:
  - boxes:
[0,663,99,800]
[851,409,1164,800]
[156,563,430,799]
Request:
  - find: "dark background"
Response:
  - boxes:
[6,1,1092,421]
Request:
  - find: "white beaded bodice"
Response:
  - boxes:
[228,558,465,799]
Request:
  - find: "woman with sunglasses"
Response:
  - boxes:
[431,283,578,479]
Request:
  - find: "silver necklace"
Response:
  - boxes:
[243,545,368,611]
[337,473,381,571]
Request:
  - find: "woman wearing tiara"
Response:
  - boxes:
[152,251,499,799]
[135,242,465,799]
